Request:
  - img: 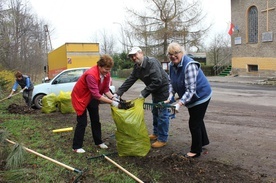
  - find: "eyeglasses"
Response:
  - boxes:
[167,51,181,57]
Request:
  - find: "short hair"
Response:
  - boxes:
[167,42,186,55]
[15,71,23,78]
[97,54,114,68]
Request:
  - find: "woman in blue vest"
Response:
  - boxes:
[8,71,34,108]
[167,42,212,158]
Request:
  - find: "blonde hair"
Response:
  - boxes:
[167,42,185,55]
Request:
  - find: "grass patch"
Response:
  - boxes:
[0,99,158,182]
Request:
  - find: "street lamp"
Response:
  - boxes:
[113,22,126,52]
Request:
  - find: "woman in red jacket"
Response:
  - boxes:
[71,54,119,153]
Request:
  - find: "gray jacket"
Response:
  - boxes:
[116,56,169,103]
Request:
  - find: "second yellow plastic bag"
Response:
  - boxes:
[41,93,57,113]
[111,98,150,157]
[57,91,75,114]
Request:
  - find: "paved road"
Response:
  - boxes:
[112,76,276,107]
[110,76,276,180]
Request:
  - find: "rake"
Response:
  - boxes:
[3,138,84,183]
[87,153,144,183]
[143,102,176,119]
[0,92,22,102]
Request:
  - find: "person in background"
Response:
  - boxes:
[115,47,170,148]
[8,71,34,109]
[167,42,212,158]
[71,54,120,153]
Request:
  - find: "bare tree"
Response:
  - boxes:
[207,32,231,66]
[0,0,47,82]
[125,0,210,61]
[90,28,116,55]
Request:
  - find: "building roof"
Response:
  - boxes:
[187,52,206,58]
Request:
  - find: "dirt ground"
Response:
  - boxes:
[4,76,276,183]
[108,77,276,183]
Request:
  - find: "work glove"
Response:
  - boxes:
[138,93,144,99]
[174,103,181,113]
[113,93,120,102]
[111,101,119,108]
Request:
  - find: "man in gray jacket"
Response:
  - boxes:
[115,47,170,148]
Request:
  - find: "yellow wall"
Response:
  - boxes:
[66,43,99,52]
[67,55,99,69]
[232,57,276,70]
[48,44,67,78]
[47,43,100,78]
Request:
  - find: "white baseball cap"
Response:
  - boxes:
[128,47,142,56]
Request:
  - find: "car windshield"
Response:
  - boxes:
[53,69,86,84]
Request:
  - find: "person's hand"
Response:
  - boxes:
[165,92,175,104]
[113,93,120,102]
[174,103,181,113]
[111,101,119,108]
[7,94,12,99]
[20,87,27,93]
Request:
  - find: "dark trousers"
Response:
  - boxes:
[72,99,103,149]
[23,89,33,107]
[188,99,210,154]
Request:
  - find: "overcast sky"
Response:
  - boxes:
[29,0,231,49]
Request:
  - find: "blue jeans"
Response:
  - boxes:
[152,106,170,142]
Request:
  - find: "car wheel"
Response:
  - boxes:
[34,94,45,109]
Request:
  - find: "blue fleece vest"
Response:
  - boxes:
[169,55,212,108]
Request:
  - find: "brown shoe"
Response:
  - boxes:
[149,134,158,140]
[151,141,167,148]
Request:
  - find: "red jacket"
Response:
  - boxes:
[71,66,111,116]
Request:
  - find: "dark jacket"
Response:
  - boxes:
[116,56,169,103]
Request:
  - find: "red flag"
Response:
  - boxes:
[228,23,235,36]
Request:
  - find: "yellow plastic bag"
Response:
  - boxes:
[57,91,75,114]
[111,98,150,157]
[41,93,58,113]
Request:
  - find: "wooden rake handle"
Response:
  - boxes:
[5,138,82,174]
[0,92,22,102]
[103,154,144,183]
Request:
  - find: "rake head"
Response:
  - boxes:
[143,102,176,119]
[6,143,26,169]
[86,152,118,160]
